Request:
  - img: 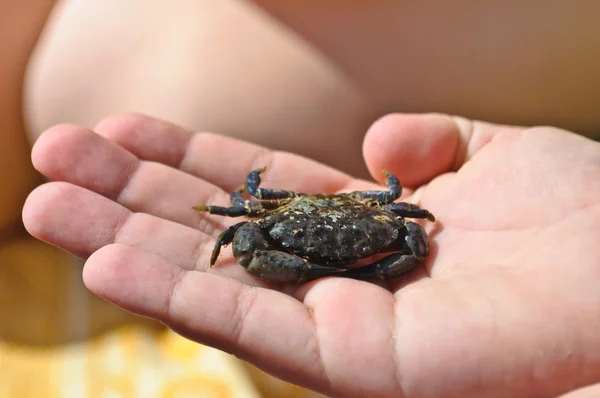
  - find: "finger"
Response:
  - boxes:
[23,182,133,259]
[31,124,374,239]
[84,243,331,393]
[23,181,267,286]
[92,113,191,168]
[300,278,401,395]
[31,123,139,199]
[94,113,355,194]
[31,124,234,235]
[363,113,523,187]
[22,181,200,262]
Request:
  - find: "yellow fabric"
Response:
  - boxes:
[0,236,324,398]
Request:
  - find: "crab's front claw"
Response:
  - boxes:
[242,250,348,283]
[342,253,423,280]
[231,222,347,283]
[342,221,429,280]
[298,265,350,282]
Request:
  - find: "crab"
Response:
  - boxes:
[193,167,435,283]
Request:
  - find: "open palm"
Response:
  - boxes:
[23,113,600,397]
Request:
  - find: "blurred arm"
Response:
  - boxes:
[249,2,600,135]
[0,1,56,235]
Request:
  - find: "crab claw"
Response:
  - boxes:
[424,210,436,223]
[234,184,246,193]
[254,166,267,174]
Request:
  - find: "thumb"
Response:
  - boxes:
[363,113,521,187]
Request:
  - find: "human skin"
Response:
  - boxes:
[24,2,600,179]
[1,0,597,228]
[3,1,599,232]
[22,113,600,397]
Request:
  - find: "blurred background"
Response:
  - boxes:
[2,1,599,397]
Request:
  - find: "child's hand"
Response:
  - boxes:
[23,113,600,397]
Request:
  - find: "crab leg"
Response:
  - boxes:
[193,192,281,218]
[384,202,435,222]
[229,185,247,207]
[245,167,299,200]
[208,221,248,266]
[347,169,402,204]
[230,185,283,210]
[193,205,249,217]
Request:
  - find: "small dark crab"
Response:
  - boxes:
[193,167,435,283]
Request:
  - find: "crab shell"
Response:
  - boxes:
[260,194,415,267]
